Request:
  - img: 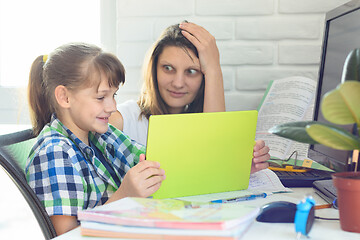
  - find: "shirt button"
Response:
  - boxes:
[86,148,92,156]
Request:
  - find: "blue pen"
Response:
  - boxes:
[211,193,267,204]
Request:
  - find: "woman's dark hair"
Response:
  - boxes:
[28,42,125,135]
[138,23,205,119]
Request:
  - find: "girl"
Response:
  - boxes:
[25,43,166,235]
[109,22,270,173]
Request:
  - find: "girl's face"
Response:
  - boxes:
[64,73,118,143]
[156,46,203,114]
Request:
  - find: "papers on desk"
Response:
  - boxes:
[177,169,291,203]
[248,168,291,193]
[78,197,259,239]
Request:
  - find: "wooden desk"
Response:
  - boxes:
[53,188,359,240]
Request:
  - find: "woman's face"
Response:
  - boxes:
[156,46,203,114]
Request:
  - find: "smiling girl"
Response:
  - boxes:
[25,43,165,236]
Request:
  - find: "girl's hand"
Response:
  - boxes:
[179,22,220,78]
[108,154,166,202]
[251,140,270,174]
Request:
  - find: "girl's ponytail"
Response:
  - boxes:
[28,55,52,136]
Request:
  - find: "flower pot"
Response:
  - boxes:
[332,171,360,233]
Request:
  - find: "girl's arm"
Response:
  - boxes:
[180,22,225,112]
[106,154,166,203]
[50,215,79,236]
[27,143,90,236]
[104,129,165,203]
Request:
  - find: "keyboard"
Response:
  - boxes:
[273,169,332,187]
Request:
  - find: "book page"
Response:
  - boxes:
[285,101,314,160]
[247,169,289,193]
[255,76,316,160]
[177,169,289,203]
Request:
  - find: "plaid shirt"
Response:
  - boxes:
[25,114,145,217]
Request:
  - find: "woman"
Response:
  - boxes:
[110,22,269,173]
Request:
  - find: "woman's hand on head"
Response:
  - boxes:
[251,140,270,174]
[179,21,225,112]
[179,22,220,77]
[108,154,166,202]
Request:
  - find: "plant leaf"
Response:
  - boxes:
[268,121,319,144]
[321,81,360,125]
[341,48,360,82]
[306,124,360,150]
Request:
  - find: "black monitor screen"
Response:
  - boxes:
[308,0,360,172]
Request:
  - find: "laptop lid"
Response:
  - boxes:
[146,110,258,199]
[313,179,337,204]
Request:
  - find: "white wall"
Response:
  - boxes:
[0,87,29,124]
[0,0,350,124]
[114,0,350,111]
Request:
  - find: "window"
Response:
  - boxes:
[0,0,101,87]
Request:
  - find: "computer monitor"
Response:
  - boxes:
[308,0,360,172]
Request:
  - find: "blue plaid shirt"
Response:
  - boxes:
[25,114,145,217]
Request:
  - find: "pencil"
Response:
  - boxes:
[315,203,333,210]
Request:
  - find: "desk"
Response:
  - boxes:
[53,188,359,240]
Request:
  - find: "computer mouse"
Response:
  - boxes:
[256,201,297,223]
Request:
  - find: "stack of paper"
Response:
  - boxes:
[78,197,260,240]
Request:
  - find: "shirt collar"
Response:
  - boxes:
[48,114,116,161]
[48,114,94,160]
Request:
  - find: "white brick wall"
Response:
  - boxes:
[0,0,351,124]
[115,0,350,111]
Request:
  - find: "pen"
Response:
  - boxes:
[211,193,267,204]
[314,203,333,210]
[332,198,338,209]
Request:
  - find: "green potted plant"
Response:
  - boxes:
[269,48,360,233]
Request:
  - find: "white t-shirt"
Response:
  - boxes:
[117,100,149,146]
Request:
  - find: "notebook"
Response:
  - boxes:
[146,111,258,199]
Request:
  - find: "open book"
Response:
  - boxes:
[255,76,326,170]
[78,197,259,239]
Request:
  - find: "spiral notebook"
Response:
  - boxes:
[146,111,258,199]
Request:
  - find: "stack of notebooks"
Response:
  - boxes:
[78,197,260,240]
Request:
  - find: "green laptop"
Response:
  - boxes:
[146,110,258,199]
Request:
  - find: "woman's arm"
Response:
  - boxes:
[251,140,270,174]
[109,110,124,131]
[180,22,225,112]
